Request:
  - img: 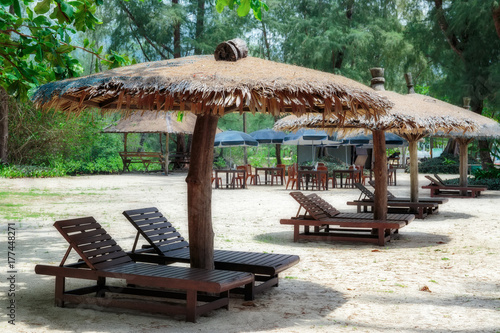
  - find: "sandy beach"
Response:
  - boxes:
[1,170,499,333]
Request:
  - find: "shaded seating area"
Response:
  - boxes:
[123,207,300,297]
[422,175,487,198]
[281,192,414,246]
[34,217,254,322]
[347,182,443,219]
[119,151,164,173]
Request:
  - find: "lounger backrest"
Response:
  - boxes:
[122,207,189,256]
[306,194,340,217]
[433,174,447,186]
[354,182,375,200]
[289,192,330,220]
[425,175,442,186]
[367,180,396,200]
[54,217,133,270]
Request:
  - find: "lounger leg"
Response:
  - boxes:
[186,290,197,323]
[293,225,300,242]
[96,276,106,297]
[244,281,255,301]
[377,228,385,246]
[55,276,65,307]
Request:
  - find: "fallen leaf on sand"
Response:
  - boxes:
[420,286,431,292]
[242,301,256,307]
[371,250,380,252]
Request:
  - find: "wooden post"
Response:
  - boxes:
[458,139,469,187]
[185,113,219,270]
[123,133,128,152]
[409,140,419,202]
[165,133,170,175]
[372,130,388,221]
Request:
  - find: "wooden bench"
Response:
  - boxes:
[421,184,486,198]
[346,200,438,219]
[280,217,413,246]
[119,152,164,172]
[169,152,190,170]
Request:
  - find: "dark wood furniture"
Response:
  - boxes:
[331,169,361,188]
[352,182,442,219]
[422,175,487,198]
[214,169,247,189]
[284,192,414,245]
[255,167,284,185]
[119,152,164,172]
[297,169,329,190]
[34,217,254,322]
[123,207,300,297]
[169,152,190,170]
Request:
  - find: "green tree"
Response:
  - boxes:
[0,0,131,164]
[407,0,500,169]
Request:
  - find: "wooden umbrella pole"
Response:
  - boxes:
[185,113,219,270]
[372,130,388,221]
[409,140,419,202]
[165,133,170,175]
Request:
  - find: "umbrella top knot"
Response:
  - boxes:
[214,38,248,62]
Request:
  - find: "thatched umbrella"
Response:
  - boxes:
[32,39,391,270]
[274,69,480,203]
[432,97,500,191]
[103,112,206,173]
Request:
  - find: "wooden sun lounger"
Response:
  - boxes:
[367,180,449,205]
[122,207,300,297]
[352,182,442,218]
[284,192,414,245]
[34,217,254,322]
[422,175,487,198]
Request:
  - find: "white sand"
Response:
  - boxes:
[1,171,499,332]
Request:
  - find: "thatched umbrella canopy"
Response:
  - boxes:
[274,69,480,203]
[32,39,392,270]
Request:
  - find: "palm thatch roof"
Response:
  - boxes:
[274,91,484,139]
[102,111,221,134]
[32,55,392,121]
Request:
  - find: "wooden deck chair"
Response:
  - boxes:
[35,217,254,322]
[422,175,487,198]
[283,192,415,246]
[350,182,440,219]
[123,207,300,297]
[367,180,449,205]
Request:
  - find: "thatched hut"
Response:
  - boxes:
[32,39,392,269]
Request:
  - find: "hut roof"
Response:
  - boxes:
[32,55,392,120]
[274,91,487,138]
[103,112,206,134]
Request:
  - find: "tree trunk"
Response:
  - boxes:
[409,140,419,202]
[194,0,205,55]
[478,140,494,170]
[185,113,219,270]
[176,133,186,168]
[275,143,282,165]
[372,130,388,221]
[443,138,458,156]
[173,0,181,58]
[493,5,500,39]
[0,87,9,164]
[458,139,469,190]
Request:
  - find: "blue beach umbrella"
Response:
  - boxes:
[214,130,258,167]
[249,128,286,144]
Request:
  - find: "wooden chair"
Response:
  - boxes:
[271,164,286,185]
[245,164,260,185]
[35,217,254,322]
[286,164,298,189]
[123,207,300,297]
[345,165,359,186]
[387,165,395,186]
[233,165,247,187]
[211,171,222,188]
[312,166,328,190]
[358,165,369,185]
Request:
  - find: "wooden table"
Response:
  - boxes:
[297,169,328,190]
[214,169,246,189]
[255,167,284,185]
[331,169,361,188]
[369,168,397,185]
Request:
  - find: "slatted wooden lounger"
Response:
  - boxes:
[34,217,254,322]
[122,207,300,297]
[347,182,442,219]
[422,175,487,198]
[283,192,415,246]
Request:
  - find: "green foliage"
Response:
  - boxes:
[444,172,500,191]
[0,164,66,178]
[416,153,463,174]
[0,0,133,99]
[216,0,268,20]
[472,167,500,181]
